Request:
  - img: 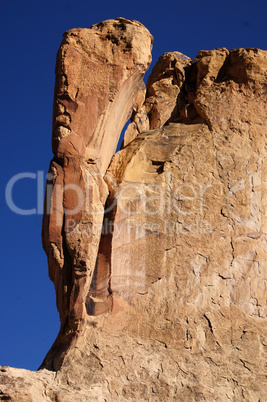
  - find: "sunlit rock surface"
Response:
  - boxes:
[1,20,267,401]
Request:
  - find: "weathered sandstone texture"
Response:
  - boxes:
[41,17,152,367]
[1,19,267,401]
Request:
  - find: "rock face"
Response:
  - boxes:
[1,19,267,401]
[41,17,152,368]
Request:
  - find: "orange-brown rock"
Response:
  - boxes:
[123,51,191,146]
[1,21,267,401]
[41,17,152,367]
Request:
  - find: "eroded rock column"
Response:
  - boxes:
[42,18,152,353]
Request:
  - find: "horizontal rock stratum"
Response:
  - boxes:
[0,18,266,401]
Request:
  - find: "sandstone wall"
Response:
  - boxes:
[0,20,266,402]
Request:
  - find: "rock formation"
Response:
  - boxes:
[41,17,152,368]
[0,19,266,401]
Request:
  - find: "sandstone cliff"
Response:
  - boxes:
[0,19,266,401]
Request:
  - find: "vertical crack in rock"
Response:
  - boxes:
[86,193,117,316]
[41,18,153,370]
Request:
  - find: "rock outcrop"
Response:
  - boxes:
[41,17,152,368]
[1,19,266,401]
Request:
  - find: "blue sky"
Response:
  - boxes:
[0,0,266,371]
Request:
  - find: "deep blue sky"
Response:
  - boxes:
[0,0,266,371]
